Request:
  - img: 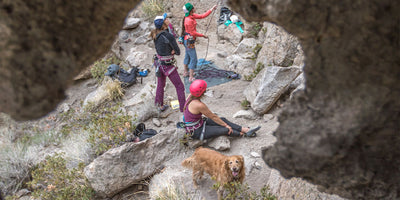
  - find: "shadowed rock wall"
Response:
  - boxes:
[0,0,140,120]
[227,0,399,199]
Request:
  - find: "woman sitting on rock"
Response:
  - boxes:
[183,79,260,140]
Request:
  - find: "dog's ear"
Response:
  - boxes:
[239,155,244,164]
[224,159,230,171]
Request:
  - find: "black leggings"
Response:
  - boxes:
[191,117,242,140]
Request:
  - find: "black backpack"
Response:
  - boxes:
[116,68,138,88]
[105,64,139,88]
[134,123,158,141]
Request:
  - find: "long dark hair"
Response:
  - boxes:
[181,16,186,36]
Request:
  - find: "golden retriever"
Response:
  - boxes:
[181,147,245,200]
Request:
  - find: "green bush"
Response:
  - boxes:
[27,153,94,200]
[141,0,165,20]
[85,103,134,155]
[213,181,277,200]
[58,102,134,156]
[91,55,121,83]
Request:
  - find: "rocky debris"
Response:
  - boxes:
[233,109,261,120]
[126,50,148,67]
[244,66,302,114]
[152,118,162,127]
[263,114,275,122]
[250,152,260,158]
[217,51,228,58]
[207,136,231,151]
[84,129,182,198]
[118,30,131,43]
[123,17,141,30]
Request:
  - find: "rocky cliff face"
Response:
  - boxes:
[227,0,400,199]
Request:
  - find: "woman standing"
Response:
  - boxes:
[181,3,217,82]
[183,79,261,140]
[150,13,186,112]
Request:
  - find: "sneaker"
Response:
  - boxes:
[245,126,261,137]
[158,105,169,112]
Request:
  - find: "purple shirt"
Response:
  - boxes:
[183,98,204,131]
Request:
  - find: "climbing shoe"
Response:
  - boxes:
[158,105,169,112]
[246,126,261,137]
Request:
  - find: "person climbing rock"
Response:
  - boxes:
[181,3,217,82]
[182,79,260,140]
[149,13,186,112]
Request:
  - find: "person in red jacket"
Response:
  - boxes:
[181,3,217,82]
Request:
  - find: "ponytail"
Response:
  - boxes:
[183,94,201,111]
[181,16,186,36]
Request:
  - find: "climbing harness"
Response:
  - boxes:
[154,54,177,77]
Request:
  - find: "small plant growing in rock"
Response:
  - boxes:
[244,62,265,81]
[141,0,165,20]
[251,43,263,60]
[212,181,277,200]
[27,153,94,200]
[241,99,250,110]
[250,22,263,38]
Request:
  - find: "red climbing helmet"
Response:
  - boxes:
[189,79,207,97]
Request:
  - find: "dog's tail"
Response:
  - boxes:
[181,156,195,169]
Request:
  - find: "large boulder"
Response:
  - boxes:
[84,130,183,198]
[244,66,301,114]
[256,22,301,67]
[0,0,140,121]
[228,0,400,199]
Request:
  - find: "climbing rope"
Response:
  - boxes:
[203,1,222,61]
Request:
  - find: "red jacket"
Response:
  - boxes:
[184,9,212,40]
